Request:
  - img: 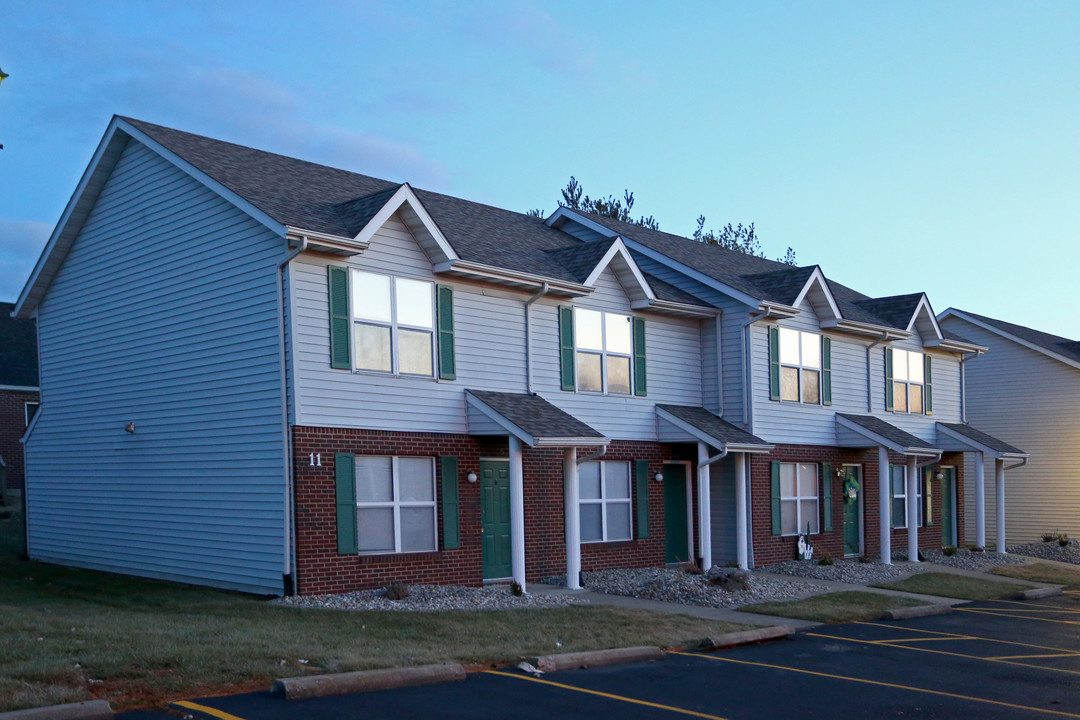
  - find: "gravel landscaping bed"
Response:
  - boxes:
[542,567,828,609]
[762,558,913,585]
[275,584,588,612]
[1007,539,1080,565]
[918,548,1029,571]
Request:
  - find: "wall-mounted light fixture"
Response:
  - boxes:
[935,470,945,480]
[125,422,136,434]
[654,472,664,483]
[467,471,478,483]
[836,467,845,477]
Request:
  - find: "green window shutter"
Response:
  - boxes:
[924,354,933,416]
[328,266,351,370]
[441,456,460,550]
[635,460,650,539]
[884,347,894,411]
[335,453,357,554]
[559,306,575,391]
[769,326,781,401]
[771,462,782,535]
[633,317,647,397]
[436,284,456,380]
[822,463,833,532]
[822,336,833,406]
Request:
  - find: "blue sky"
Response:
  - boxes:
[2,1,1078,337]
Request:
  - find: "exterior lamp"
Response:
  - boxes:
[467,471,478,483]
[654,472,664,483]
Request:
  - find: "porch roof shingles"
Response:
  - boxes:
[836,413,940,452]
[656,404,772,448]
[937,422,1026,456]
[466,390,605,442]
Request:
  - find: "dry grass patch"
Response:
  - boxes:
[0,516,751,712]
[873,572,1035,600]
[990,562,1080,587]
[741,591,924,623]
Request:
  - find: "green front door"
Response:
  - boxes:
[663,464,690,564]
[842,466,862,557]
[480,461,512,580]
[941,468,957,548]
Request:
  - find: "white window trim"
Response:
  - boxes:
[580,461,633,543]
[349,270,436,378]
[891,348,925,415]
[890,465,924,529]
[780,462,820,536]
[574,308,633,396]
[778,328,822,405]
[355,456,438,555]
[24,402,39,427]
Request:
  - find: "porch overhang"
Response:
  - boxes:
[465,390,608,449]
[656,405,775,454]
[835,413,941,457]
[936,422,1028,461]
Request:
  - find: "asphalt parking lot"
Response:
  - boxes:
[129,591,1080,720]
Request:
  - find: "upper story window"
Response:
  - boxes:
[777,328,822,404]
[350,270,434,377]
[888,348,931,415]
[579,461,632,542]
[574,308,633,395]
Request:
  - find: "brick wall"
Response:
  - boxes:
[292,426,696,594]
[0,389,38,496]
[750,445,966,566]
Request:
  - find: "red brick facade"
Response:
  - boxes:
[291,426,698,594]
[751,444,965,566]
[0,389,38,497]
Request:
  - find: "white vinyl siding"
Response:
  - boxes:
[23,140,287,595]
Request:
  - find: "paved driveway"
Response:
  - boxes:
[130,591,1080,720]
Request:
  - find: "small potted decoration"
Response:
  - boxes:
[844,475,860,503]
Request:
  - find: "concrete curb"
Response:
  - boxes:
[0,701,113,720]
[271,663,466,699]
[698,625,795,650]
[881,604,953,620]
[1016,586,1063,600]
[531,646,663,673]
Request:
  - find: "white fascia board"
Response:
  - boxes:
[630,298,719,318]
[820,318,912,339]
[545,207,620,239]
[656,407,772,453]
[465,392,536,448]
[20,404,43,444]
[432,260,590,296]
[583,237,656,301]
[620,240,765,309]
[925,337,987,353]
[935,423,1028,460]
[791,266,842,321]
[939,308,1080,372]
[835,414,910,455]
[0,385,39,392]
[907,294,943,341]
[353,183,458,264]
[285,226,367,255]
[532,437,609,448]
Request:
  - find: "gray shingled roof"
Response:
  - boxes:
[937,422,1025,455]
[952,309,1080,364]
[656,405,772,447]
[0,302,38,387]
[467,390,605,440]
[854,294,923,331]
[836,413,938,450]
[543,240,614,284]
[741,266,819,307]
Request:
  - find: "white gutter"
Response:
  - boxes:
[524,283,550,394]
[276,237,307,596]
[433,259,590,297]
[958,349,984,423]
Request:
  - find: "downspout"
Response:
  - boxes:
[277,237,308,596]
[576,446,608,465]
[524,282,550,394]
[865,332,890,412]
[958,350,984,423]
[742,309,769,428]
[1003,457,1028,472]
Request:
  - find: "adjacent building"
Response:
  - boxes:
[0,301,39,507]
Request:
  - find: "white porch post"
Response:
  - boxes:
[509,436,527,590]
[735,453,748,570]
[697,442,713,571]
[995,458,1006,554]
[879,446,891,565]
[974,451,986,549]
[906,456,919,562]
[563,447,581,589]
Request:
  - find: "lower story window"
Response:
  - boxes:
[579,461,632,542]
[890,465,924,529]
[780,462,819,535]
[354,456,437,553]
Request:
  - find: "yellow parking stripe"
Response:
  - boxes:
[856,621,1080,652]
[987,653,1080,660]
[171,701,249,720]
[805,632,1080,677]
[485,670,729,719]
[673,652,1080,718]
[987,599,1080,611]
[867,636,972,643]
[955,608,1080,625]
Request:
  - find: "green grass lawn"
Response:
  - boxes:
[740,591,924,623]
[0,515,751,712]
[990,562,1080,587]
[873,572,1036,600]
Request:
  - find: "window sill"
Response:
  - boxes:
[354,550,442,563]
[350,369,440,382]
[581,539,635,547]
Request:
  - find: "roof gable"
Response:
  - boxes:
[348,184,458,266]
